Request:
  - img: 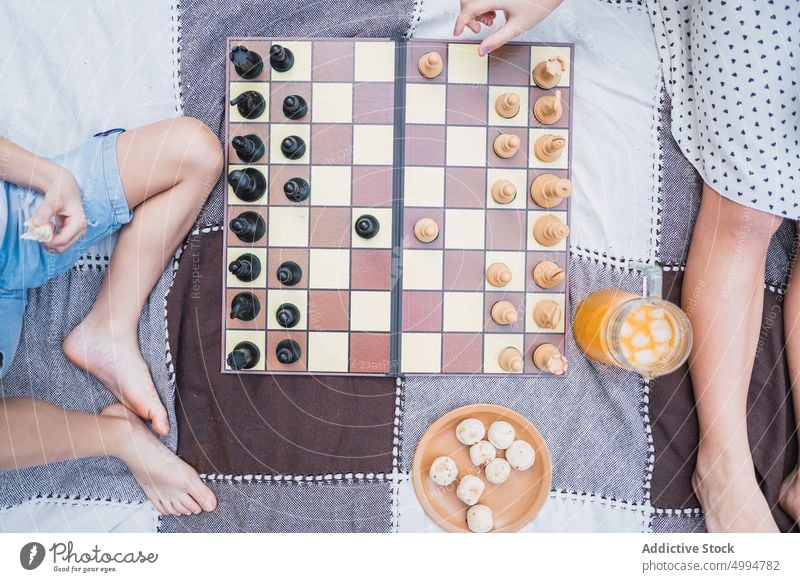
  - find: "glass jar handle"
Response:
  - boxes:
[632,262,662,299]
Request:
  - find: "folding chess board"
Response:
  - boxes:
[223,38,573,377]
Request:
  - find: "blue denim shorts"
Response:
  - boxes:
[0,129,132,376]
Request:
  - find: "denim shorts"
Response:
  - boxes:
[0,129,132,376]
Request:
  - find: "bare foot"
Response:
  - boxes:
[778,466,800,524]
[64,319,169,435]
[101,403,216,516]
[693,457,779,533]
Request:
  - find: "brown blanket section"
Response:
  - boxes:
[166,230,396,476]
[650,270,798,532]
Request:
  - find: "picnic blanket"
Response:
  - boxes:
[1,0,796,533]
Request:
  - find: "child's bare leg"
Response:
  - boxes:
[0,398,217,515]
[779,222,800,523]
[63,118,222,435]
[683,185,781,532]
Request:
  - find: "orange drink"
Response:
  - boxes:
[573,266,692,378]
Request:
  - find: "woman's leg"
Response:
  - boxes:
[63,118,223,436]
[683,184,782,532]
[0,398,216,515]
[778,223,800,523]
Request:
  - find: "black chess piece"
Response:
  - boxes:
[354,214,380,239]
[275,303,301,329]
[283,177,310,202]
[228,253,261,282]
[229,45,264,79]
[230,90,266,119]
[275,339,302,365]
[228,168,266,202]
[231,134,265,163]
[229,292,260,321]
[227,341,260,370]
[229,211,266,243]
[269,44,294,72]
[282,95,307,120]
[280,135,306,160]
[276,261,302,286]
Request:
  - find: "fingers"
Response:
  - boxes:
[478,17,525,55]
[454,0,502,35]
[45,216,87,254]
[477,10,496,26]
[30,200,54,227]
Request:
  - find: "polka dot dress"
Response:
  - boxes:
[648,1,799,218]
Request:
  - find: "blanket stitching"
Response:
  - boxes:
[651,82,665,262]
[653,507,703,516]
[1,493,146,512]
[198,473,390,483]
[661,263,788,294]
[170,0,183,114]
[391,376,405,531]
[640,378,656,530]
[74,254,110,272]
[405,0,424,39]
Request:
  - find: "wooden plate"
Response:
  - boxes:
[411,404,552,533]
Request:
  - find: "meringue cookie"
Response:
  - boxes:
[429,456,458,486]
[487,420,515,450]
[506,440,536,471]
[484,458,512,485]
[469,440,497,467]
[466,504,494,533]
[456,418,485,446]
[456,475,485,506]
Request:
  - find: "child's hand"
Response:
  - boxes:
[454,0,564,55]
[30,168,88,254]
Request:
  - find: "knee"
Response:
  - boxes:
[172,117,224,184]
[699,184,782,247]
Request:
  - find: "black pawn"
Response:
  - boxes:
[231,134,265,163]
[283,177,310,202]
[276,261,302,286]
[230,90,266,119]
[230,292,260,321]
[280,135,306,160]
[275,303,301,329]
[229,211,266,243]
[229,45,264,79]
[227,341,260,370]
[228,168,266,202]
[282,95,307,120]
[354,214,380,239]
[269,44,294,72]
[228,253,261,282]
[275,339,302,365]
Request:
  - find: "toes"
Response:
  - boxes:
[192,484,217,512]
[149,408,170,436]
[181,494,203,515]
[154,500,168,515]
[162,500,180,517]
[172,500,193,516]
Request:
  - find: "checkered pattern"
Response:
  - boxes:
[223,38,573,378]
[399,41,572,376]
[224,39,397,375]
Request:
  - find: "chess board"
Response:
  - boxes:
[222,38,573,377]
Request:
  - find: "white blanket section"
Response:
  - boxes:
[0,498,159,533]
[0,0,180,532]
[413,0,661,265]
[395,478,650,532]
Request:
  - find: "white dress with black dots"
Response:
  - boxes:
[648,1,799,219]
